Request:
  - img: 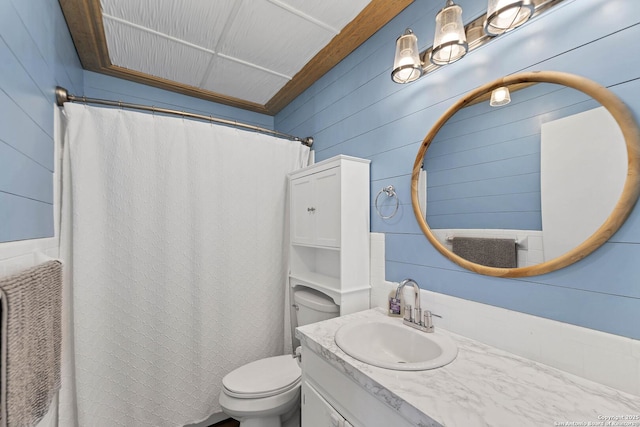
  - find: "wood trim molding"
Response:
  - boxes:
[58,0,414,115]
[96,65,272,115]
[59,0,109,70]
[411,71,640,278]
[266,0,413,113]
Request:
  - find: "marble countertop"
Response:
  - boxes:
[296,308,640,427]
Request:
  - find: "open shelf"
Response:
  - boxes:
[290,244,340,281]
[289,271,341,293]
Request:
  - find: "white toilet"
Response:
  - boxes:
[219,287,340,427]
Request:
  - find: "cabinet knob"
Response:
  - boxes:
[307,207,316,213]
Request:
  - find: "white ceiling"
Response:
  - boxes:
[100,0,372,105]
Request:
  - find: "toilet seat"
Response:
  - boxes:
[222,355,301,399]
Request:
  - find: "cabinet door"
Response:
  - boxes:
[291,175,316,245]
[313,168,340,247]
[302,381,346,427]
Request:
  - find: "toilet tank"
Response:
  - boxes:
[293,288,339,327]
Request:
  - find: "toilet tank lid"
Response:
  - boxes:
[293,288,339,313]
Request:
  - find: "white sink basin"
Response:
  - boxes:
[334,318,458,371]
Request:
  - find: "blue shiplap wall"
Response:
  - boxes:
[275,0,640,339]
[426,82,597,230]
[0,0,83,242]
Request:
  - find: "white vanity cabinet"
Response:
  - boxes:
[297,309,640,427]
[288,155,370,315]
[301,346,414,427]
[301,381,353,427]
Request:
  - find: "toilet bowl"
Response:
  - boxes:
[219,288,339,427]
[219,355,301,427]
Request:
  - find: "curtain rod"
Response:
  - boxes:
[55,87,314,147]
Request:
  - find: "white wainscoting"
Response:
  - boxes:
[0,238,59,275]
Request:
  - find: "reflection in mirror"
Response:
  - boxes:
[411,71,640,278]
[422,82,627,268]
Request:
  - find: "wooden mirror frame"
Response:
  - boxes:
[411,71,640,277]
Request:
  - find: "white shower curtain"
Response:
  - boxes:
[58,103,309,427]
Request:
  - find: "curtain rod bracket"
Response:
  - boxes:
[55,86,68,107]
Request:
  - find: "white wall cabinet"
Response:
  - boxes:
[291,167,341,247]
[288,155,370,315]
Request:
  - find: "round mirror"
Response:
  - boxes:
[411,71,640,277]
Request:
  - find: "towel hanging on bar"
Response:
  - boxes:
[451,237,517,268]
[0,260,62,427]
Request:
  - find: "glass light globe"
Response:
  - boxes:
[392,29,422,83]
[430,1,468,66]
[484,0,534,36]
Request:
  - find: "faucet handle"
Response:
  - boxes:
[404,304,412,322]
[423,311,435,333]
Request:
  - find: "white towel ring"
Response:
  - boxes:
[375,185,399,219]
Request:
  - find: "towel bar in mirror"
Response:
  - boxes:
[411,71,640,277]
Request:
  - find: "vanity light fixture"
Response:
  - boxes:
[484,0,535,36]
[390,0,565,84]
[431,0,468,65]
[392,29,423,83]
[490,86,511,106]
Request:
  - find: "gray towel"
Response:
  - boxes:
[0,260,62,427]
[451,237,517,268]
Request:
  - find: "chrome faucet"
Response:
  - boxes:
[396,278,421,322]
[395,278,435,333]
